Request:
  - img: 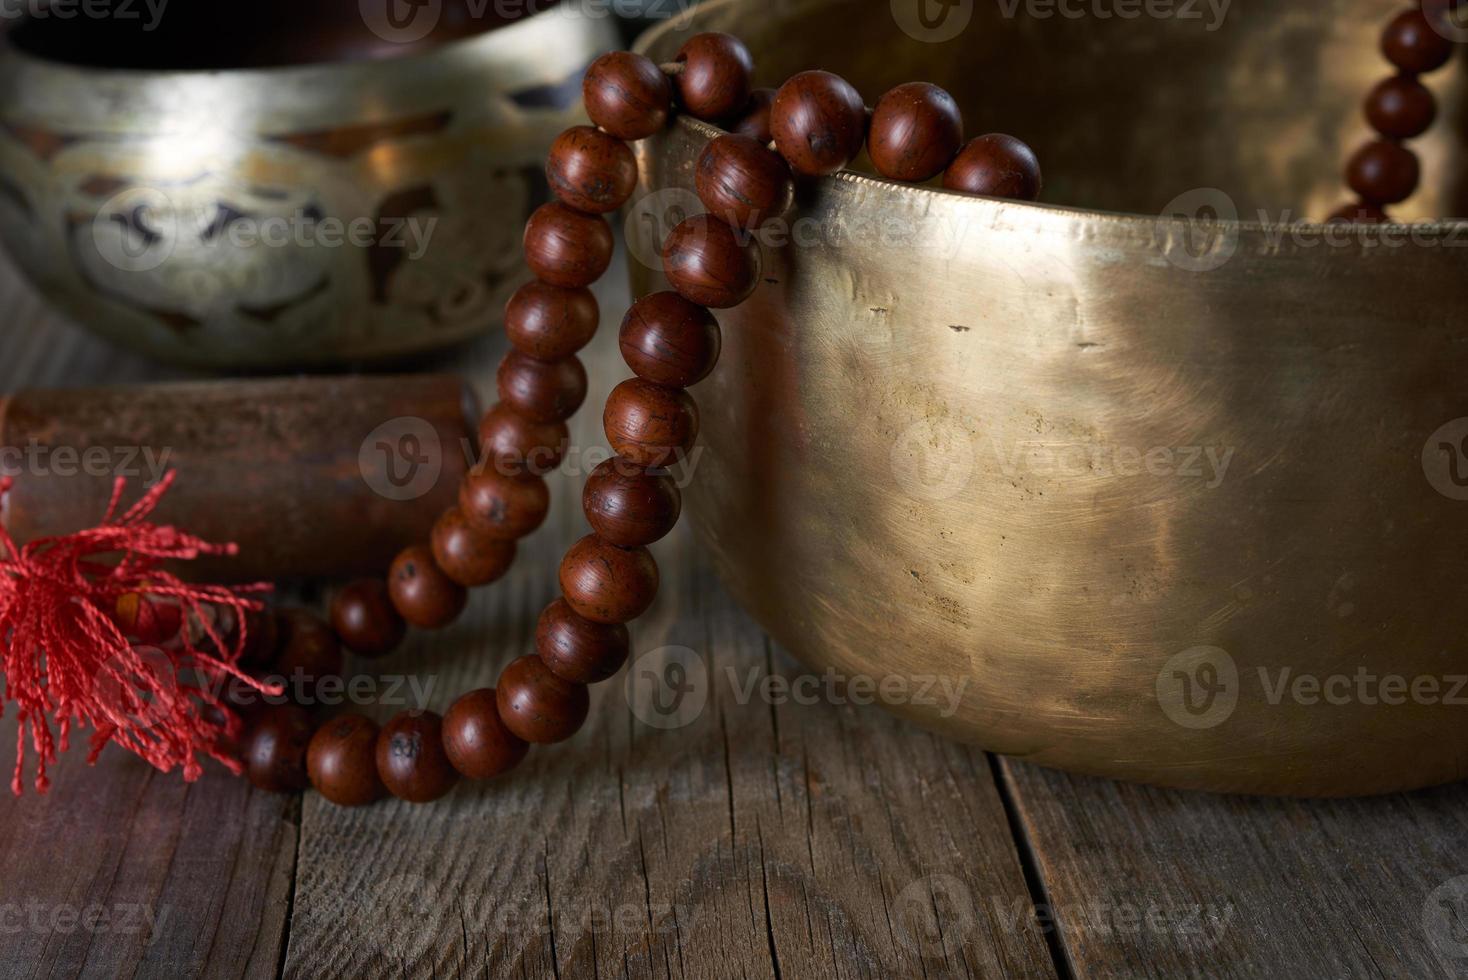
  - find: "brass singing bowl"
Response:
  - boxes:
[0,4,618,367]
[631,0,1468,796]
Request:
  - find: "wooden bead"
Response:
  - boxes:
[1381,9,1453,74]
[1345,139,1420,205]
[269,609,344,699]
[583,50,671,141]
[559,533,660,624]
[673,32,754,120]
[1364,74,1436,138]
[770,70,868,176]
[431,506,516,587]
[868,82,964,182]
[496,350,587,423]
[943,134,1043,200]
[582,456,682,547]
[603,378,699,468]
[388,544,467,630]
[536,598,630,685]
[377,711,459,803]
[442,688,529,779]
[696,134,794,230]
[662,214,760,309]
[523,202,613,288]
[330,579,405,658]
[478,403,569,476]
[242,703,313,793]
[1326,202,1392,224]
[732,87,776,145]
[496,655,590,744]
[235,606,281,670]
[619,291,721,388]
[307,714,385,807]
[459,469,550,540]
[504,280,598,361]
[546,125,638,214]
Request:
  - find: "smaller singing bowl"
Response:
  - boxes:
[632,0,1468,796]
[0,3,619,367]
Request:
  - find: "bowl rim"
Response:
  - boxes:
[0,0,584,83]
[635,0,1468,238]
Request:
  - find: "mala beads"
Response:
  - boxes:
[236,32,1043,805]
[1333,1,1459,221]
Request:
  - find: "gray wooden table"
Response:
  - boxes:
[1,246,1465,979]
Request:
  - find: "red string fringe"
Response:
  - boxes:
[0,472,277,795]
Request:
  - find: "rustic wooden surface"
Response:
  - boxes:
[2,247,1467,979]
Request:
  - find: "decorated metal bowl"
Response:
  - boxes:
[0,2,619,366]
[631,0,1468,795]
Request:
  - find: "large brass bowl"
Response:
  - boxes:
[632,0,1468,795]
[0,4,618,367]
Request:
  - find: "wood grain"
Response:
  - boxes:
[280,264,1054,979]
[1001,758,1468,978]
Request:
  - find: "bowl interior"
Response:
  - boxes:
[641,0,1466,223]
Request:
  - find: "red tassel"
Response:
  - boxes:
[0,472,278,795]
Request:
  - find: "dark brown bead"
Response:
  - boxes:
[236,606,281,670]
[388,544,467,630]
[1381,9,1453,74]
[603,378,699,468]
[459,469,549,540]
[868,82,964,183]
[523,201,613,288]
[583,50,671,141]
[696,134,794,231]
[1364,74,1437,139]
[546,125,638,215]
[269,609,344,699]
[442,688,529,779]
[582,456,681,547]
[732,87,777,144]
[662,214,760,309]
[559,533,660,624]
[943,134,1043,201]
[431,506,516,587]
[770,70,868,176]
[478,403,569,476]
[496,654,590,743]
[673,32,754,121]
[504,280,598,361]
[330,579,406,658]
[496,350,587,423]
[1326,202,1392,224]
[619,291,721,388]
[307,714,385,807]
[377,711,459,803]
[536,598,630,684]
[1345,139,1420,205]
[242,703,313,794]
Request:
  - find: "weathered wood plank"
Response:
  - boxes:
[0,253,295,980]
[280,264,1055,980]
[1000,758,1468,979]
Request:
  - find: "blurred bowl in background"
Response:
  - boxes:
[0,1,620,367]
